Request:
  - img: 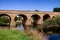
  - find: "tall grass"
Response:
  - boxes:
[24,30,48,40]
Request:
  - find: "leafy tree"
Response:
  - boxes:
[42,16,60,33]
[0,16,10,26]
[53,8,60,12]
[15,16,24,27]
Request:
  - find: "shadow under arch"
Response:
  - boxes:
[31,14,40,27]
[0,14,11,27]
[43,14,50,21]
[52,16,55,18]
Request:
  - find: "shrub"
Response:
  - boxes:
[42,16,60,33]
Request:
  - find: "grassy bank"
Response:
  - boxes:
[0,30,32,40]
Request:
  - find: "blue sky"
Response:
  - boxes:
[0,0,60,11]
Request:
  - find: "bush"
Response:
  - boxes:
[42,16,60,33]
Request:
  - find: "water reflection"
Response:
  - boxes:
[16,23,41,32]
[30,27,35,32]
[30,24,41,32]
[48,34,60,40]
[17,24,24,31]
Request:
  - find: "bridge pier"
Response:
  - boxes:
[38,16,43,25]
[10,20,16,29]
[9,14,16,29]
[25,19,31,27]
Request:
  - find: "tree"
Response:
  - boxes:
[0,16,10,26]
[53,8,60,12]
[15,16,24,27]
[42,16,60,33]
[35,9,39,12]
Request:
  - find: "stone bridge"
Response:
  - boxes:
[0,10,60,29]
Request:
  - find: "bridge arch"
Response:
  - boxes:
[14,14,28,26]
[0,14,11,20]
[0,14,11,27]
[31,14,40,26]
[43,14,50,21]
[52,16,56,18]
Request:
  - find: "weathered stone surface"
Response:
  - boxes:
[0,10,60,28]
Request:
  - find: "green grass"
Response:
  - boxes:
[0,30,32,40]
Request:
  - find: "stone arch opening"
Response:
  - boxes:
[31,14,40,26]
[0,14,11,27]
[43,14,50,21]
[52,16,55,18]
[14,14,27,28]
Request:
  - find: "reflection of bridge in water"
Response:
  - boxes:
[0,10,60,29]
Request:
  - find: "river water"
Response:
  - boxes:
[48,34,60,40]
